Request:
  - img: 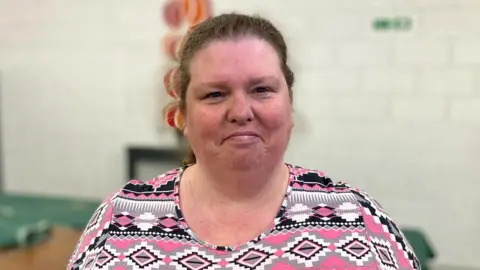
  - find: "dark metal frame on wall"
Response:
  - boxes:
[0,71,4,192]
[126,146,184,181]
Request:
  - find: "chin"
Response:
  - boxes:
[223,152,263,171]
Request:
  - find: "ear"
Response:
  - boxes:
[291,103,295,127]
[183,125,189,138]
[290,112,295,131]
[180,109,188,138]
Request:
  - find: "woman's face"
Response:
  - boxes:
[183,37,293,170]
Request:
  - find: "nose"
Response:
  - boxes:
[226,92,254,124]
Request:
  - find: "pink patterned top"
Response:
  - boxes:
[68,164,420,269]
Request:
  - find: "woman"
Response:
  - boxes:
[68,13,420,269]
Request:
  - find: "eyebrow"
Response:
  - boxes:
[247,76,280,87]
[196,76,281,89]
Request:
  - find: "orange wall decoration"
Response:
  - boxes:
[161,0,212,130]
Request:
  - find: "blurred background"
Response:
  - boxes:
[0,0,479,269]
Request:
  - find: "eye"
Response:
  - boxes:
[253,87,272,95]
[204,91,224,99]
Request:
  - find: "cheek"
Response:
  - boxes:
[261,104,293,131]
[185,107,221,139]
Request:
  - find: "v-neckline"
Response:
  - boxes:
[172,163,295,251]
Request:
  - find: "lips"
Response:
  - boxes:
[224,131,260,143]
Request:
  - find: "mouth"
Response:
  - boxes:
[224,132,260,144]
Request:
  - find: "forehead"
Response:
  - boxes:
[188,37,283,84]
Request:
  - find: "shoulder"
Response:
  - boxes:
[289,164,420,269]
[289,164,387,210]
[121,167,181,196]
[288,164,394,234]
[67,168,182,269]
[289,164,350,190]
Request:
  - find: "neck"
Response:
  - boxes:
[183,160,289,206]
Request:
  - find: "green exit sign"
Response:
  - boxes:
[373,17,412,31]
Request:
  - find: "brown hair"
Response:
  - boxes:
[177,13,295,166]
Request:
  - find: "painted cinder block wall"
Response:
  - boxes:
[0,0,479,267]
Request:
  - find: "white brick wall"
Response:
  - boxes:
[419,69,476,94]
[1,0,479,268]
[421,9,480,38]
[454,39,480,64]
[335,96,390,119]
[393,39,451,66]
[392,96,447,121]
[0,0,178,198]
[450,98,480,123]
[361,69,416,94]
[337,41,390,67]
[295,69,359,93]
